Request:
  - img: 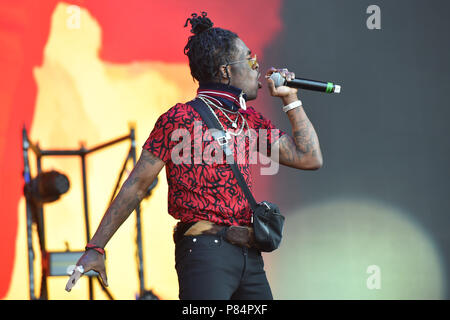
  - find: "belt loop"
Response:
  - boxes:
[216,226,228,239]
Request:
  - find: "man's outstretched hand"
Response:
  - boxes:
[65,250,108,292]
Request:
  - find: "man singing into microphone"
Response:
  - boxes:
[65,12,322,300]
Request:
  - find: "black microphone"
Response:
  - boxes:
[269,72,341,94]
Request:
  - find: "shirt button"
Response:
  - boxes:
[214,239,219,243]
[193,238,197,242]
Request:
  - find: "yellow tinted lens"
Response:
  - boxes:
[248,54,258,69]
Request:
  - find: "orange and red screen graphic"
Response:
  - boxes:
[0,0,282,299]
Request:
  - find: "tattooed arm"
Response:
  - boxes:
[266,67,323,170]
[89,149,165,248]
[273,102,323,170]
[65,149,164,291]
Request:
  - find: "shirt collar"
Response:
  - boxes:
[197,82,248,111]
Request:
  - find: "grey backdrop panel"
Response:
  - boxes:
[258,0,450,298]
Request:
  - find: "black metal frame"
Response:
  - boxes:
[22,125,147,300]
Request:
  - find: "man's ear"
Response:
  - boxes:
[220,65,230,79]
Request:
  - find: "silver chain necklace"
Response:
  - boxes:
[197,96,250,137]
[197,94,240,128]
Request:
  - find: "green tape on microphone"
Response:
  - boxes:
[326,82,334,93]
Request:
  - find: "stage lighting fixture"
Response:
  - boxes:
[24,170,70,204]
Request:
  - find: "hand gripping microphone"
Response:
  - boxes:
[269,72,342,94]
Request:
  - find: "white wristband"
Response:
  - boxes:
[282,100,302,113]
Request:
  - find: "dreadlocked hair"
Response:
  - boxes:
[184,12,239,84]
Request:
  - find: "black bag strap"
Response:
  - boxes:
[187,98,258,212]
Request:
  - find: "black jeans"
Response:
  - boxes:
[175,234,273,300]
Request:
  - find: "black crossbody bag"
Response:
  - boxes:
[187,98,285,252]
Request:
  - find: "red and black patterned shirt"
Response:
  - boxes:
[143,83,286,226]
